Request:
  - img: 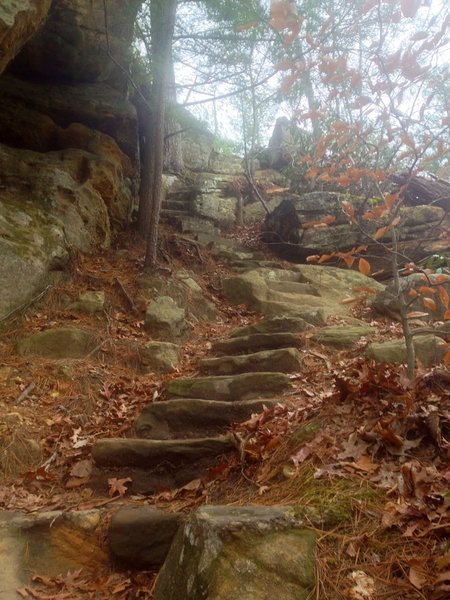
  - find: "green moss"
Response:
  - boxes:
[292,467,383,529]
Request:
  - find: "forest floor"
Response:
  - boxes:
[0,223,448,599]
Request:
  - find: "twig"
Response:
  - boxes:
[15,383,36,405]
[0,285,53,322]
[244,170,270,214]
[114,277,139,314]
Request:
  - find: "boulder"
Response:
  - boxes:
[69,291,105,314]
[212,333,299,355]
[139,272,216,323]
[92,436,236,468]
[0,75,139,163]
[192,174,238,226]
[154,505,316,600]
[372,273,450,321]
[365,334,446,366]
[0,0,51,74]
[229,316,312,337]
[262,194,450,263]
[140,341,180,374]
[165,372,291,402]
[135,398,281,440]
[9,0,142,90]
[108,507,183,568]
[222,265,383,325]
[198,347,302,375]
[16,327,96,359]
[312,325,375,348]
[145,297,188,341]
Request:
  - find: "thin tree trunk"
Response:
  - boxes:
[142,0,178,269]
[164,56,184,172]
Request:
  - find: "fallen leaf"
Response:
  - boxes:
[108,477,132,498]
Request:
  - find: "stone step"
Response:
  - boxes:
[229,316,311,338]
[162,199,190,211]
[92,435,235,469]
[160,209,188,220]
[312,325,375,348]
[134,398,281,440]
[164,372,291,401]
[212,332,299,355]
[198,348,302,376]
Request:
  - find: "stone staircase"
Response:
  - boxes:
[91,316,308,495]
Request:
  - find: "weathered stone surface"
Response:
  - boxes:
[0,0,51,74]
[0,509,106,596]
[313,325,375,348]
[366,334,446,366]
[16,327,96,359]
[92,436,235,468]
[10,0,142,89]
[69,291,105,314]
[372,273,450,321]
[229,316,311,337]
[193,188,238,226]
[139,272,216,323]
[165,372,291,401]
[135,398,281,440]
[222,265,382,324]
[154,505,316,600]
[145,296,188,341]
[0,74,139,163]
[212,333,299,355]
[109,507,183,568]
[262,194,450,262]
[199,348,302,375]
[140,341,180,374]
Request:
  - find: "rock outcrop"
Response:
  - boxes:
[0,0,141,318]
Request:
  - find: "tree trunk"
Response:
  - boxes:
[139,0,177,269]
[164,56,184,173]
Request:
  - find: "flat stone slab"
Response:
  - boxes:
[154,505,316,600]
[109,506,183,568]
[140,341,180,373]
[134,398,281,440]
[164,372,291,401]
[92,435,235,468]
[198,348,302,375]
[212,332,299,355]
[229,316,311,337]
[366,334,446,366]
[16,327,96,358]
[312,325,375,348]
[0,510,106,598]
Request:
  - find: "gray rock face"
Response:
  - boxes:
[366,334,446,366]
[135,398,281,440]
[140,341,180,374]
[154,505,316,600]
[108,507,183,568]
[0,0,51,74]
[165,372,291,402]
[262,194,450,262]
[145,296,188,341]
[16,327,96,359]
[372,273,450,321]
[199,348,302,375]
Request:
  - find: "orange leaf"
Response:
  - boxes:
[408,289,419,298]
[342,255,355,269]
[423,297,437,311]
[407,311,430,318]
[353,286,377,295]
[374,226,388,240]
[306,255,320,263]
[359,258,371,276]
[418,286,436,296]
[444,350,450,366]
[434,274,450,283]
[439,286,450,309]
[318,253,334,264]
[341,297,358,304]
[444,309,450,320]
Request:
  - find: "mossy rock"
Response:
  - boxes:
[16,327,96,359]
[165,372,291,401]
[313,325,375,348]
